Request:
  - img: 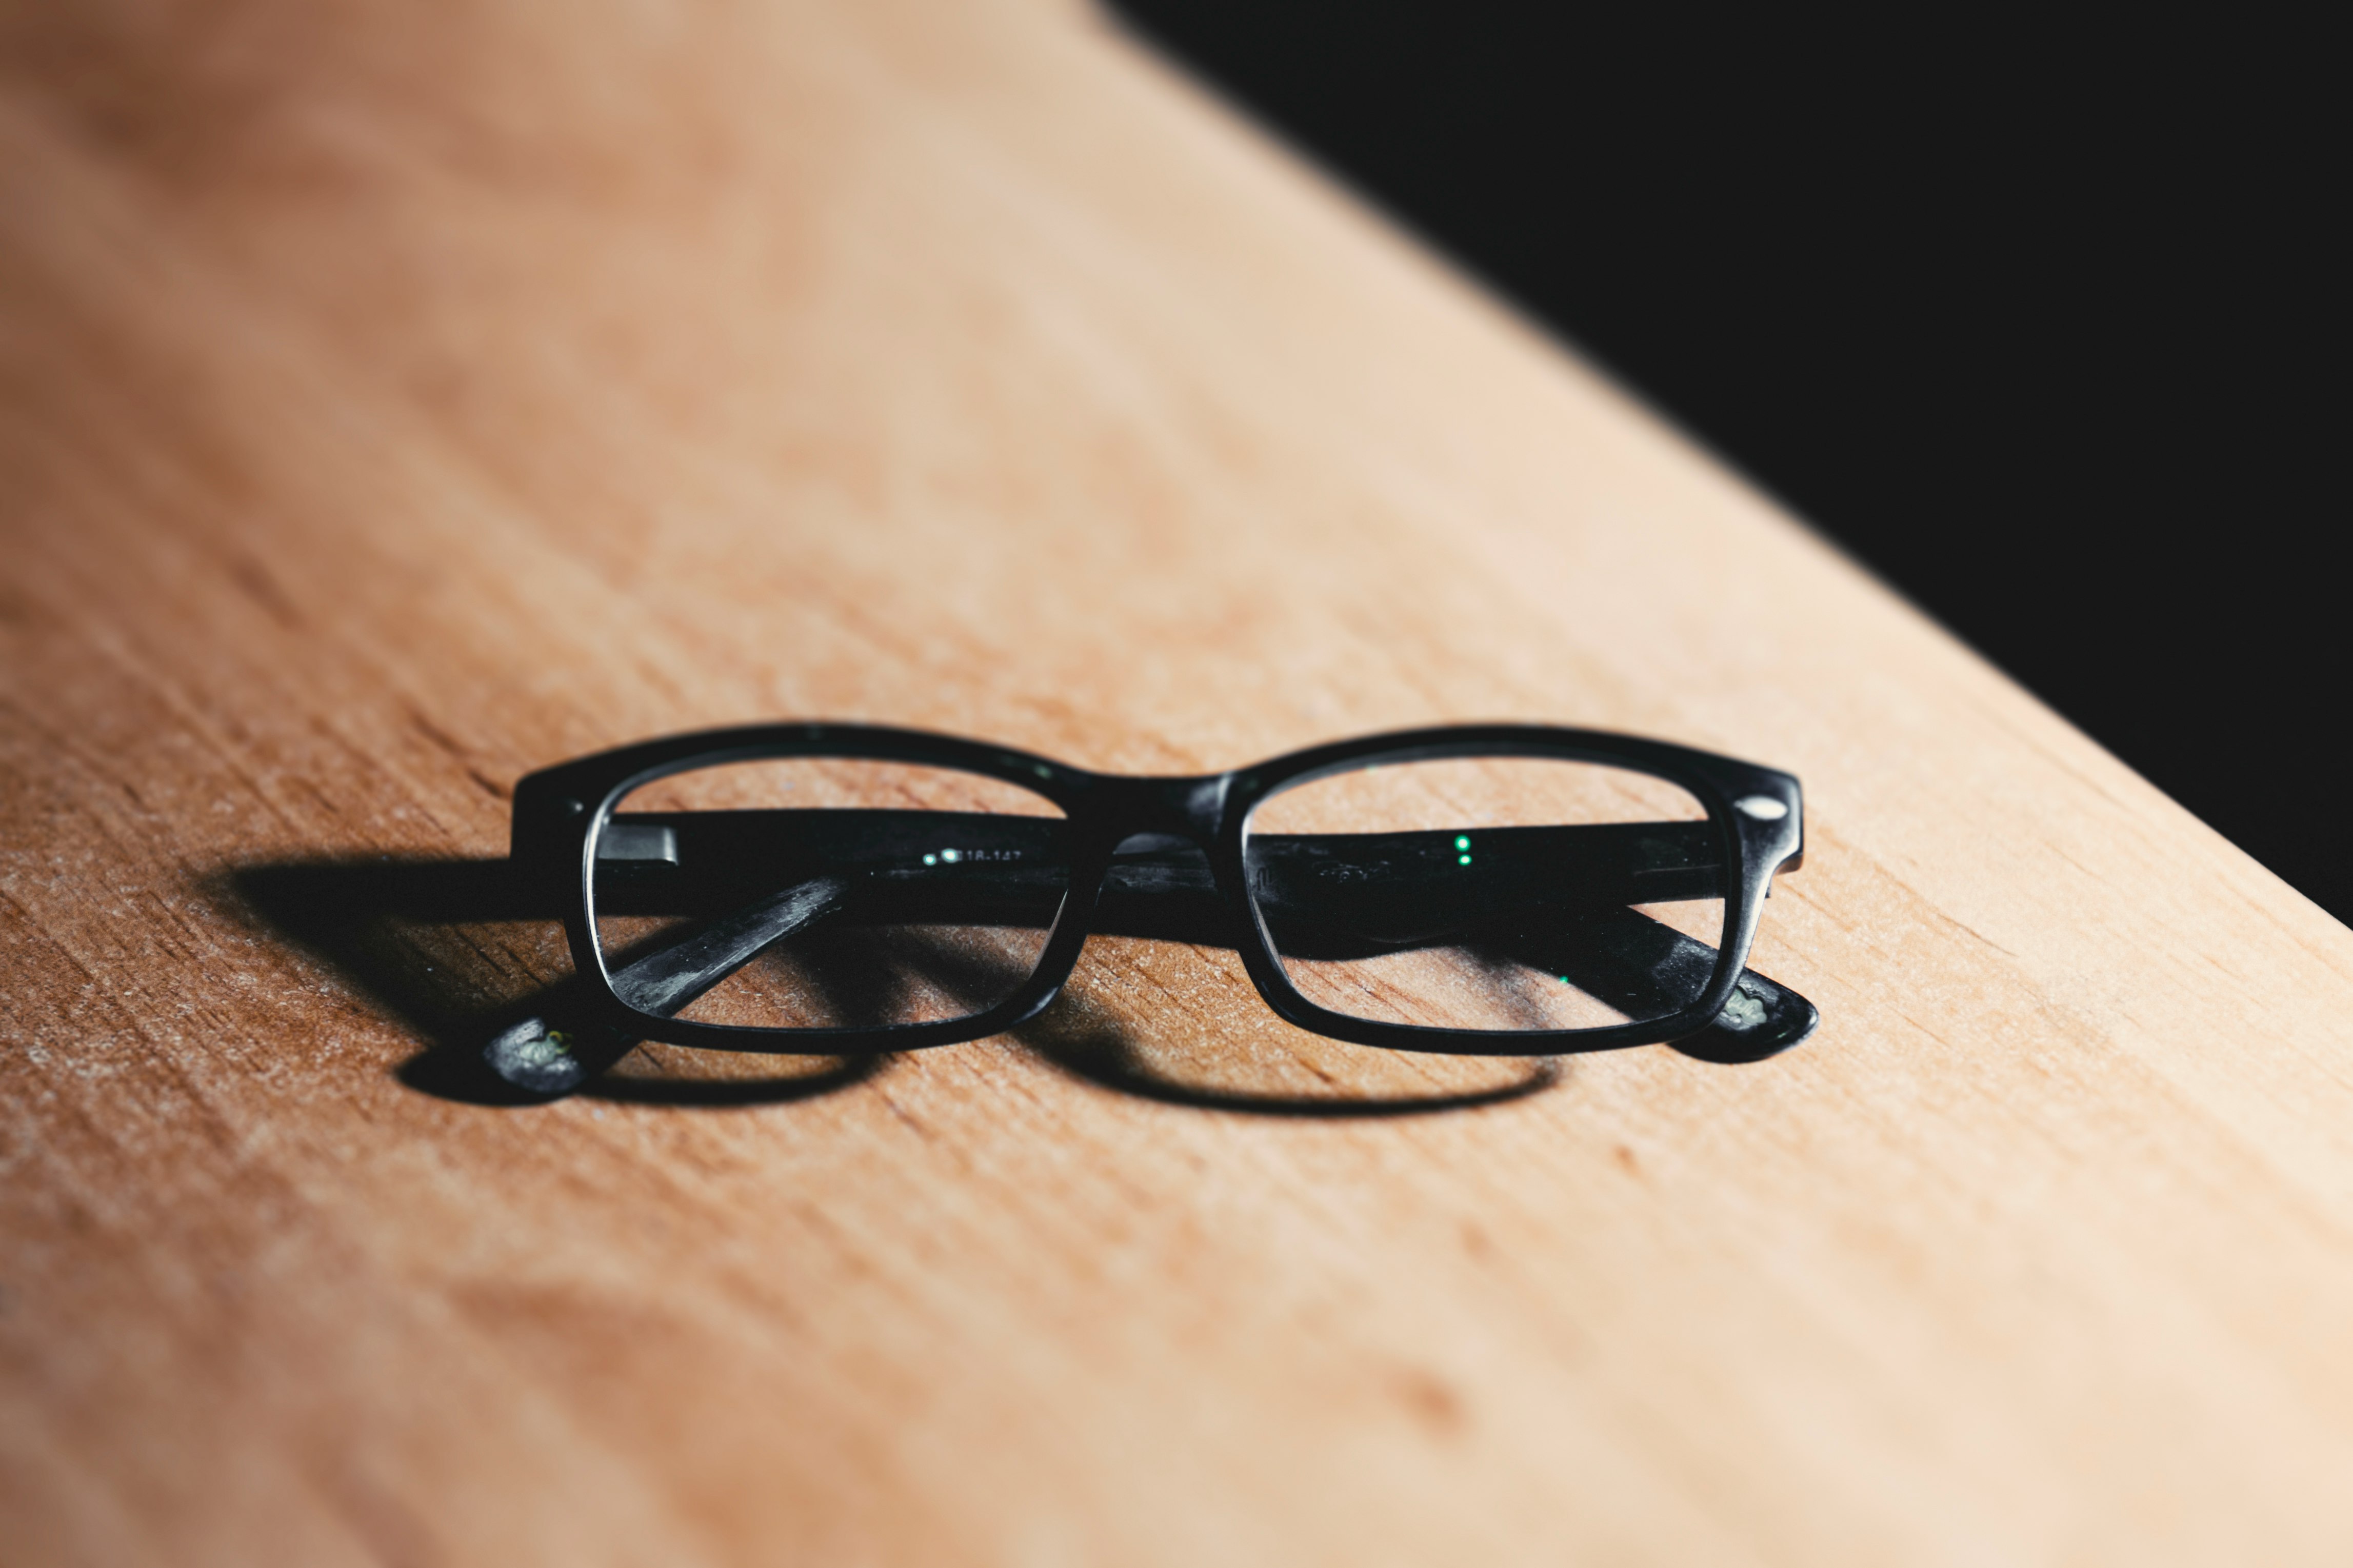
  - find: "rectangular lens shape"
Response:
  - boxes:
[591,757,1069,1031]
[1243,756,1726,1033]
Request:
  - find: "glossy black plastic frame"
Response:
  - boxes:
[510,722,1808,1058]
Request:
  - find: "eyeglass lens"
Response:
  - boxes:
[590,758,1072,1031]
[1242,756,1728,1033]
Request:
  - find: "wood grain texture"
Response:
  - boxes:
[6,2,2353,1562]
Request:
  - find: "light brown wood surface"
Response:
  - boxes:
[6,2,2353,1562]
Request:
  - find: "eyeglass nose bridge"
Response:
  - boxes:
[1089,773,1232,848]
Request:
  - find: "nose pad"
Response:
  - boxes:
[1111,831,1196,858]
[1096,832,1225,944]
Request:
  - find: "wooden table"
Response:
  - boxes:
[7,2,2353,1561]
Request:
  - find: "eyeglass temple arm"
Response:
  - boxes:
[483,876,850,1093]
[1474,905,1814,1061]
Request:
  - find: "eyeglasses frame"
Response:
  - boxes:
[509,721,1805,1057]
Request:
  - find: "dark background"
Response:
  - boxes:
[1112,4,2341,920]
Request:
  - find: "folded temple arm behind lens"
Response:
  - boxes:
[587,809,1813,1055]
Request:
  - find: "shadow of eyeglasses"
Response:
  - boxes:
[223,811,1809,1116]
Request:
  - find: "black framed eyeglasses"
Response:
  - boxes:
[502,722,1815,1078]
